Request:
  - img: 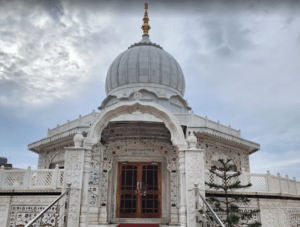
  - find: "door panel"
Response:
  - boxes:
[141,164,161,218]
[116,162,162,218]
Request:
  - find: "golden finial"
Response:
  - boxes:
[141,3,151,35]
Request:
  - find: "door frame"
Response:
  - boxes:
[109,156,170,224]
[116,162,162,219]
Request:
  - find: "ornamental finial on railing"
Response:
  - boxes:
[141,3,151,35]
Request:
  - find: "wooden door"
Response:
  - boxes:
[116,162,162,218]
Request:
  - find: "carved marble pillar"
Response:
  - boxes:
[64,148,85,227]
[185,133,205,227]
[79,149,92,227]
[178,150,187,227]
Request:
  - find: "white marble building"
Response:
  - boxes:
[0,4,300,227]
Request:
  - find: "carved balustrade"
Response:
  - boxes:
[204,170,300,195]
[0,165,64,190]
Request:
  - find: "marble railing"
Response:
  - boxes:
[0,165,64,190]
[46,111,240,138]
[173,113,241,137]
[47,110,99,137]
[205,169,300,195]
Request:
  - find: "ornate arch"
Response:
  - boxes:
[85,101,188,149]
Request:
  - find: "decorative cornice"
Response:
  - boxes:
[28,126,89,152]
[193,127,260,153]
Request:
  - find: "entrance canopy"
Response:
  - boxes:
[84,101,187,149]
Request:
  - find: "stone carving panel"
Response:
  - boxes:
[261,208,280,227]
[89,158,100,185]
[9,205,56,227]
[38,143,73,169]
[259,200,300,227]
[0,205,8,227]
[197,139,246,171]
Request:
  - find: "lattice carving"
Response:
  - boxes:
[222,173,241,188]
[247,175,267,191]
[100,140,178,207]
[4,172,25,187]
[31,171,52,187]
[205,172,215,190]
[9,205,56,227]
[58,170,64,187]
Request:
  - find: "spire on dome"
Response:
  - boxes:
[141,3,151,36]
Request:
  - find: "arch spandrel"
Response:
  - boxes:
[84,101,187,149]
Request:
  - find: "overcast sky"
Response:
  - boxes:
[0,0,299,180]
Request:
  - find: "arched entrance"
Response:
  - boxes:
[84,101,188,224]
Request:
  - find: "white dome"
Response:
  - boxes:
[105,35,186,97]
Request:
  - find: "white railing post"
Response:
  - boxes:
[266,170,272,192]
[286,175,290,194]
[240,168,246,185]
[277,173,282,193]
[52,164,59,189]
[25,166,32,189]
[293,177,297,195]
[0,166,4,189]
[191,111,195,125]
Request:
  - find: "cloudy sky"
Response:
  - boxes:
[0,0,299,179]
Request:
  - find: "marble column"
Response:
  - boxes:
[179,149,187,227]
[64,147,85,227]
[79,149,92,227]
[185,133,205,227]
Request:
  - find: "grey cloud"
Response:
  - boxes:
[0,0,119,106]
[202,20,224,46]
[201,16,253,54]
[215,46,233,58]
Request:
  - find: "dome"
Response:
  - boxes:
[105,35,186,97]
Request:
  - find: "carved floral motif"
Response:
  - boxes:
[89,158,100,185]
[9,205,56,227]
